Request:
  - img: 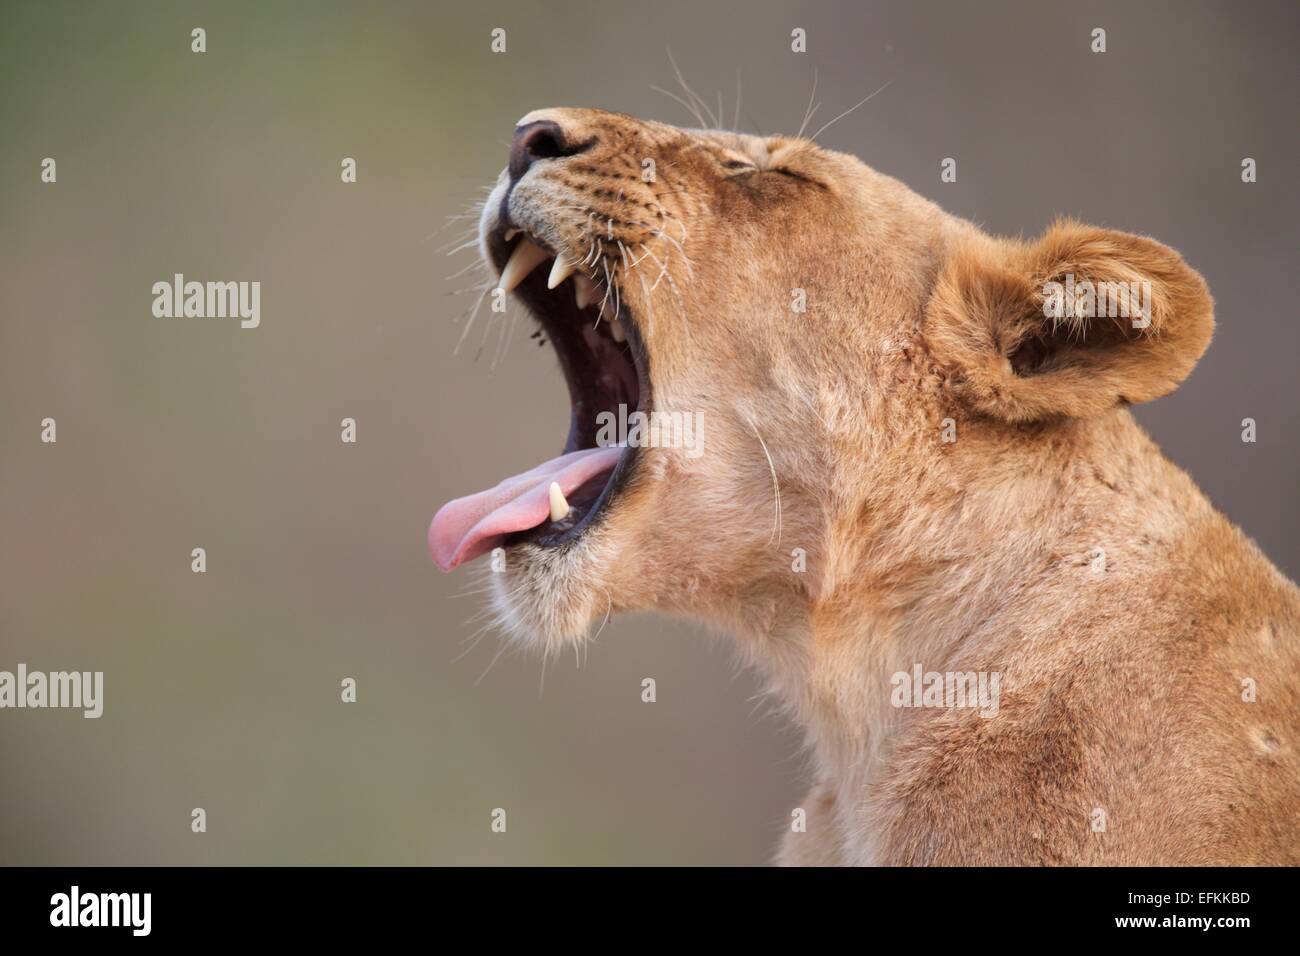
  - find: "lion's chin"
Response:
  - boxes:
[487,539,619,653]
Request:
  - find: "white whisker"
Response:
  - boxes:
[808,81,892,143]
[667,48,719,128]
[797,69,820,140]
[453,280,495,356]
[744,415,783,548]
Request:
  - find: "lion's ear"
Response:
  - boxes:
[924,220,1214,422]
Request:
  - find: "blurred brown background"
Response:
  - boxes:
[0,0,1295,865]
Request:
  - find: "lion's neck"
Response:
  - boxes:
[747,407,1199,821]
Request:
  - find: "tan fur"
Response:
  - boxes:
[476,108,1300,865]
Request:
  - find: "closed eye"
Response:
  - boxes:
[721,157,828,189]
[769,166,827,188]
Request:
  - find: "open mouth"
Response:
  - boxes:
[428,223,649,571]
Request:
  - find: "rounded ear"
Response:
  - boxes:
[923,219,1214,422]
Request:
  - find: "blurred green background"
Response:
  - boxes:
[1,0,1295,864]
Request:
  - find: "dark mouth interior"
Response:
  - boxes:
[489,229,649,547]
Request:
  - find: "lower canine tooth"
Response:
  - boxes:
[574,274,598,309]
[548,482,570,522]
[499,239,548,293]
[610,316,627,343]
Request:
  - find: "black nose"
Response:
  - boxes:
[509,120,589,180]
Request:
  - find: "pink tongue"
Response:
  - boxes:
[428,446,623,570]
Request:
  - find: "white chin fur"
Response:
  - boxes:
[488,540,611,653]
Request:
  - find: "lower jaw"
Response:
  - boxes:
[506,442,638,550]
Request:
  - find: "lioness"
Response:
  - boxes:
[430,108,1300,865]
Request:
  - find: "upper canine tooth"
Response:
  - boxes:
[574,274,598,310]
[547,253,576,289]
[609,316,627,343]
[498,239,548,293]
[548,482,570,522]
[503,229,519,242]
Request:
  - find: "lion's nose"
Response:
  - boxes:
[509,119,591,180]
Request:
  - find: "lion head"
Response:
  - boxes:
[429,107,1214,661]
